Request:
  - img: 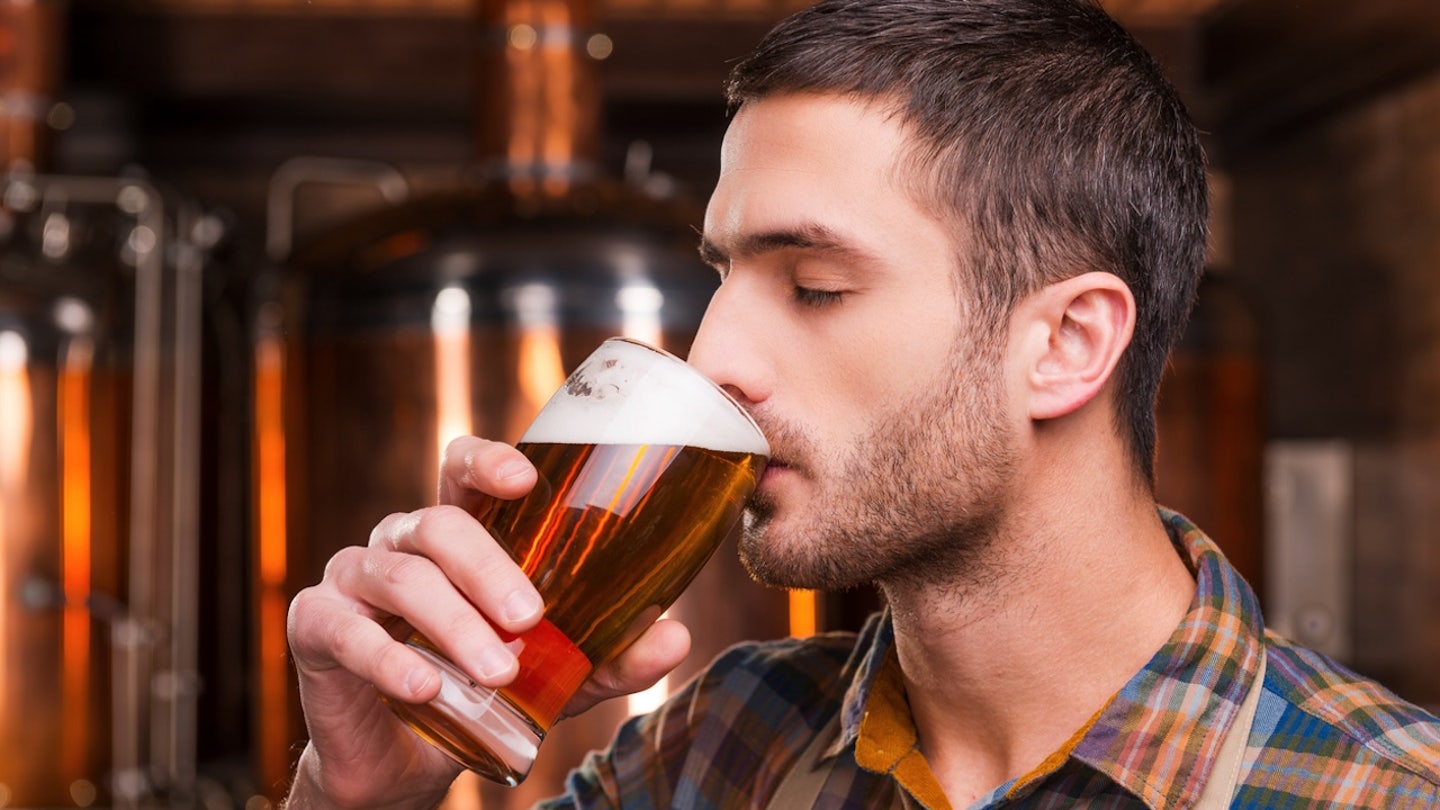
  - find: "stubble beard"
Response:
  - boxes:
[738,344,1018,594]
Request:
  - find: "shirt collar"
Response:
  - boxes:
[1066,508,1266,808]
[837,608,896,754]
[833,509,1267,810]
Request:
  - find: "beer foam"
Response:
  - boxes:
[522,339,769,455]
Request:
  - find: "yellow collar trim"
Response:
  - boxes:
[852,647,1115,809]
[854,648,953,810]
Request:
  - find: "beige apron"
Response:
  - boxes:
[766,651,1267,809]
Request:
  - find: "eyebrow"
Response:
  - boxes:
[697,221,880,269]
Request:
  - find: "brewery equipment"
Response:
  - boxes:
[252,0,790,803]
[0,1,229,805]
[0,170,136,810]
[0,166,213,810]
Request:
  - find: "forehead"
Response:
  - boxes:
[705,94,927,243]
[718,93,912,180]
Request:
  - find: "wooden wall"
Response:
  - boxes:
[1204,0,1440,708]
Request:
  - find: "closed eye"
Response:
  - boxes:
[793,286,845,307]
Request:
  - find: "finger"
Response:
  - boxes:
[369,506,544,635]
[288,585,441,705]
[438,436,536,508]
[325,541,522,688]
[565,618,691,717]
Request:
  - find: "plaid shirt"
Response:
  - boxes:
[541,511,1440,808]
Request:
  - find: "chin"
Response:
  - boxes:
[737,518,858,591]
[737,515,793,587]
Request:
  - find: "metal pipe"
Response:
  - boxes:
[155,198,205,803]
[119,175,165,810]
[265,156,410,261]
[9,172,172,808]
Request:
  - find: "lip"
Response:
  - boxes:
[758,460,793,490]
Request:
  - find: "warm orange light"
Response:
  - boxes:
[0,330,33,727]
[433,287,474,466]
[625,615,672,717]
[436,771,483,810]
[0,331,29,486]
[539,0,575,196]
[59,337,95,777]
[255,336,288,589]
[252,578,292,800]
[502,0,583,198]
[505,3,542,196]
[253,326,290,788]
[618,284,665,348]
[788,590,818,638]
[60,339,94,599]
[509,303,565,441]
[514,332,564,428]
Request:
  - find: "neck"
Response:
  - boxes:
[877,428,1196,806]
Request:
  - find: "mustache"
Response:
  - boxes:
[750,412,817,477]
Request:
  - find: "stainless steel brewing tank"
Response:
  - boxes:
[252,176,797,797]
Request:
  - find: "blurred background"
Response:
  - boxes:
[1,0,1438,807]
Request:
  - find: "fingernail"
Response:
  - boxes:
[405,666,435,697]
[502,589,544,624]
[496,459,530,480]
[476,646,516,681]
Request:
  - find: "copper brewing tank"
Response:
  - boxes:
[0,177,131,809]
[0,3,124,805]
[0,170,232,808]
[251,0,790,803]
[0,2,225,805]
[0,0,64,173]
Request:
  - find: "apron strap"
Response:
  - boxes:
[765,709,843,810]
[1192,647,1266,810]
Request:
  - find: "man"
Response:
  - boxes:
[284,0,1440,807]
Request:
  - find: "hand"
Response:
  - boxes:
[283,436,692,809]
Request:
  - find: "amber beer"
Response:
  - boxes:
[387,338,768,786]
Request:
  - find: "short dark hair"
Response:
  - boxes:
[726,0,1208,484]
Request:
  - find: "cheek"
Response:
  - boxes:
[807,336,953,440]
[773,284,962,439]
[855,312,961,391]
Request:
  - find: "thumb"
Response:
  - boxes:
[563,618,691,718]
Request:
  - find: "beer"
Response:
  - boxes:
[387,339,768,786]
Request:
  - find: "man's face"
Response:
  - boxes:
[688,94,1020,591]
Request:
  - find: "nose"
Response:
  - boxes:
[687,280,771,408]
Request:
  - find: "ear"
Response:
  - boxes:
[1013,272,1136,421]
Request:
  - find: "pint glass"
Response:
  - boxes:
[386,337,769,785]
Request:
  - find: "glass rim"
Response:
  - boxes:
[598,336,767,447]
